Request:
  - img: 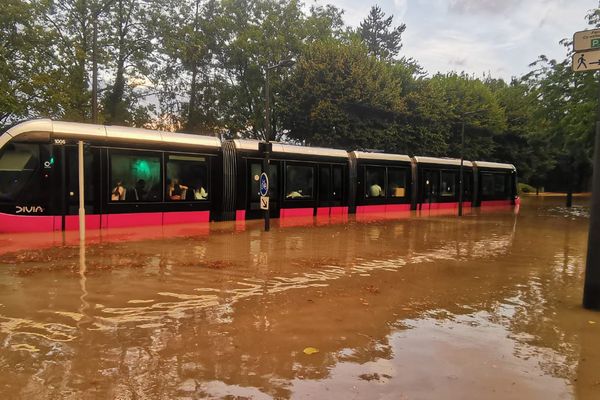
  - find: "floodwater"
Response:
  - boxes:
[0,197,599,400]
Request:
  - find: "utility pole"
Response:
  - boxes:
[459,120,465,216]
[583,74,600,309]
[458,111,479,217]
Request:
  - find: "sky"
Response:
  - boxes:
[311,0,598,80]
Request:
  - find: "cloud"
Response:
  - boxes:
[448,0,521,15]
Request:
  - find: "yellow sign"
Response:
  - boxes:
[260,196,269,210]
[572,50,600,72]
[574,29,600,51]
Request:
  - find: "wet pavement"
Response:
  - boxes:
[0,196,598,399]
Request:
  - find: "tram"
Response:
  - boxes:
[0,119,518,233]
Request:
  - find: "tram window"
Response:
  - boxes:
[388,168,406,198]
[481,174,494,197]
[463,172,472,199]
[365,166,385,198]
[440,171,456,197]
[0,143,40,202]
[166,154,208,201]
[332,165,342,200]
[286,164,314,199]
[493,174,507,196]
[319,166,330,201]
[110,151,161,202]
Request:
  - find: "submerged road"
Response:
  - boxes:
[0,196,597,399]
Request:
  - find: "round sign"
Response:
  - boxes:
[259,172,269,196]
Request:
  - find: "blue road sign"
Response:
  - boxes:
[259,172,269,196]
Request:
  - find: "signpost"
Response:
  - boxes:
[573,29,600,310]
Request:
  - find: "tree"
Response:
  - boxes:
[281,40,404,149]
[425,73,506,161]
[358,5,406,60]
[217,0,307,139]
[0,0,52,127]
[102,0,153,126]
[523,55,596,196]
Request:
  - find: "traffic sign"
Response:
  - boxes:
[574,29,600,51]
[572,50,600,72]
[260,196,269,210]
[259,172,269,196]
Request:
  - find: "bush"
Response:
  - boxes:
[518,182,536,194]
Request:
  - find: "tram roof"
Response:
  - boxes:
[350,151,411,162]
[0,119,222,150]
[473,161,516,170]
[232,139,348,158]
[413,156,473,167]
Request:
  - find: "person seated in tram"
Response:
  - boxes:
[167,178,188,200]
[129,179,146,201]
[369,183,383,197]
[111,180,126,201]
[193,186,208,200]
[286,189,303,199]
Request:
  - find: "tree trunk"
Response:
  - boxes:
[566,168,573,208]
[187,62,198,130]
[91,17,98,123]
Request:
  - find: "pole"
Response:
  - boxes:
[78,140,85,241]
[458,120,465,216]
[583,75,600,310]
[263,68,271,232]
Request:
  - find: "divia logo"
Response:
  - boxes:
[16,206,44,214]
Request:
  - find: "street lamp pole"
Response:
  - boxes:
[459,119,465,217]
[458,110,480,217]
[263,59,295,232]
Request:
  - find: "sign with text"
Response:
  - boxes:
[572,49,600,72]
[574,29,600,51]
[260,196,269,210]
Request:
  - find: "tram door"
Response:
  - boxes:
[318,164,343,207]
[422,169,439,205]
[248,160,279,219]
[64,145,101,216]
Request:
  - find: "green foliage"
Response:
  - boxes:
[281,40,404,149]
[358,5,406,60]
[518,182,536,194]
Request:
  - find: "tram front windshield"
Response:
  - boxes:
[0,143,39,202]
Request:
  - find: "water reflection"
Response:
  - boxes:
[0,196,598,399]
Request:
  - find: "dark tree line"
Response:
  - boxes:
[2,0,599,191]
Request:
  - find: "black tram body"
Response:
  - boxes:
[350,151,414,213]
[227,140,350,221]
[472,161,518,207]
[0,119,519,233]
[413,156,475,210]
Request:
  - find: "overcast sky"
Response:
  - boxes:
[310,0,598,80]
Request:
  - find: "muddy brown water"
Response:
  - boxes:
[0,196,598,399]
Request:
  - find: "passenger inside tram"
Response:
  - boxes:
[167,178,188,200]
[111,180,126,201]
[129,179,147,201]
[193,186,208,200]
[369,183,383,197]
